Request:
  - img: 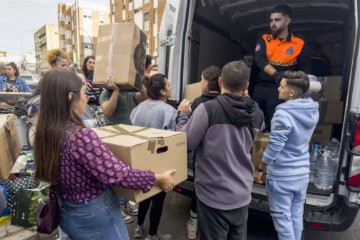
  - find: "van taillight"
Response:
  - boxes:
[348,116,360,187]
[309,223,325,230]
[353,116,360,147]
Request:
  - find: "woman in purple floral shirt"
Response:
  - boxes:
[34,69,176,240]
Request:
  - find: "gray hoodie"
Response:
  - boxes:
[177,93,264,210]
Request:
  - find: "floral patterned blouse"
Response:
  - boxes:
[59,126,156,202]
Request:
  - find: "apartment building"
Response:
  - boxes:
[110,0,166,62]
[58,1,110,66]
[34,24,60,73]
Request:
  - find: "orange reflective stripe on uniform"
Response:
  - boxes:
[262,33,305,67]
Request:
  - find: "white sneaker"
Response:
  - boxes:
[121,201,139,216]
[121,209,133,223]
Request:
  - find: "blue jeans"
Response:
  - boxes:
[266,177,309,240]
[59,187,129,240]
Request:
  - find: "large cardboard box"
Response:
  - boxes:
[251,132,270,182]
[319,100,344,124]
[0,114,21,179]
[320,76,342,101]
[92,124,187,202]
[311,124,332,146]
[93,23,147,91]
[184,83,202,102]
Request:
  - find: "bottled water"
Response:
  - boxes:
[314,150,338,190]
[309,142,321,183]
[324,138,340,164]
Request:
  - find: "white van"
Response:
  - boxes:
[158,0,360,231]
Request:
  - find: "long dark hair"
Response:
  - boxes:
[6,62,19,77]
[142,73,167,100]
[202,65,221,92]
[81,55,95,75]
[34,69,84,184]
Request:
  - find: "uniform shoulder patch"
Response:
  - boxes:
[285,46,293,54]
[255,43,261,52]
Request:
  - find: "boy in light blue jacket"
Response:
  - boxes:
[254,71,319,240]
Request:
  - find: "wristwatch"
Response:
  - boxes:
[256,165,264,172]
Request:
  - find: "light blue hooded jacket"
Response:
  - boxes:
[263,98,319,181]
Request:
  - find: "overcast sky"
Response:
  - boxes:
[0,0,109,56]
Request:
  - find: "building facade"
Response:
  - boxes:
[58,1,110,66]
[34,24,60,73]
[110,0,166,62]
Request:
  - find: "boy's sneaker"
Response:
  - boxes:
[187,219,197,239]
[121,209,133,224]
[121,201,139,216]
[145,233,172,240]
[134,224,145,239]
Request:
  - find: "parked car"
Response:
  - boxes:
[159,0,360,232]
[19,74,40,90]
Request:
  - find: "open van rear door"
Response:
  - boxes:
[158,0,192,101]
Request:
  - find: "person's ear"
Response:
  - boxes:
[68,92,73,102]
[160,88,166,96]
[218,77,223,89]
[285,16,291,26]
[289,88,296,97]
[242,82,249,91]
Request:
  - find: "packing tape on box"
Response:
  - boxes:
[97,35,112,43]
[106,25,118,76]
[98,125,165,154]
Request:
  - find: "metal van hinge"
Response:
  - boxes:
[160,36,175,46]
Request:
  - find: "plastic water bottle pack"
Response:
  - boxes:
[314,149,338,190]
[309,142,321,183]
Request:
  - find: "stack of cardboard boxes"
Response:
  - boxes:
[311,76,343,145]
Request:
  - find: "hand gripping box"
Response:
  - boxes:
[0,114,21,179]
[92,124,187,202]
[93,23,147,91]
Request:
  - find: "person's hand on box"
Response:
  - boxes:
[178,99,192,113]
[155,169,176,192]
[105,75,119,91]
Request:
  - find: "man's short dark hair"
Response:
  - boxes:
[221,60,250,92]
[271,5,292,18]
[283,71,310,95]
[145,55,152,69]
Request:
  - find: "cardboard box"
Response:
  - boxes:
[251,132,270,182]
[184,83,202,102]
[0,114,21,179]
[311,124,332,146]
[321,76,342,101]
[93,23,147,91]
[92,124,187,202]
[319,100,344,124]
